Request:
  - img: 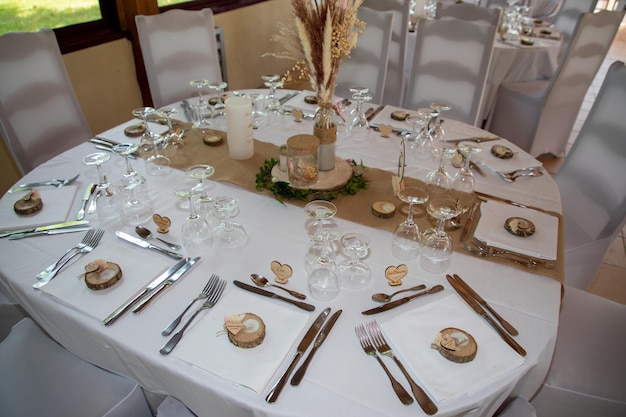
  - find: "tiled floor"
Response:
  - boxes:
[540,15,626,305]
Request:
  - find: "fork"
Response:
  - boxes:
[36,228,96,280]
[366,321,438,415]
[355,324,413,405]
[161,274,219,336]
[33,228,105,289]
[498,168,543,182]
[160,277,226,355]
[471,237,554,269]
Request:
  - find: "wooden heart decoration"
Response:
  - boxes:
[271,260,293,284]
[152,213,172,234]
[291,109,304,122]
[378,124,393,138]
[385,264,408,286]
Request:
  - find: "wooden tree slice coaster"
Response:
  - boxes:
[372,201,396,219]
[225,313,265,349]
[84,261,122,290]
[431,327,477,363]
[14,191,43,215]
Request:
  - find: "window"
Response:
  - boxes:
[0,0,102,34]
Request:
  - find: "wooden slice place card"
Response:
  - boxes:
[83,259,122,290]
[224,313,266,349]
[431,327,477,363]
[14,190,43,216]
[291,109,304,122]
[385,264,408,286]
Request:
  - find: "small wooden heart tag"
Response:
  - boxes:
[271,260,293,284]
[385,264,408,286]
[291,109,304,122]
[152,213,172,234]
[378,124,393,138]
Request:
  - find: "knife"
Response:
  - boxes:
[181,99,194,122]
[291,309,342,386]
[278,91,299,105]
[452,274,519,336]
[90,137,121,148]
[446,136,500,144]
[361,285,444,315]
[8,226,92,240]
[459,202,479,245]
[366,105,384,122]
[103,257,190,326]
[0,220,90,238]
[233,280,315,312]
[266,307,330,403]
[115,231,184,260]
[132,257,201,313]
[76,183,95,220]
[446,274,526,357]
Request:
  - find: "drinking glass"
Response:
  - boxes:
[247,92,266,129]
[212,196,246,248]
[174,181,212,255]
[304,200,341,271]
[452,141,482,193]
[190,79,209,106]
[429,102,451,142]
[83,152,119,222]
[307,233,340,301]
[391,186,429,260]
[348,91,372,142]
[133,107,170,176]
[348,86,369,123]
[262,74,283,126]
[420,197,462,273]
[338,233,371,290]
[426,141,457,195]
[208,81,228,129]
[186,164,215,220]
[112,144,153,225]
[192,101,213,133]
[404,111,431,160]
[159,107,184,147]
[83,152,111,188]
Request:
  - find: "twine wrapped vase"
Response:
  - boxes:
[313,100,337,171]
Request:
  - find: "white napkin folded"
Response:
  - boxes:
[472,138,542,174]
[381,294,525,403]
[96,119,169,144]
[40,244,170,320]
[0,186,78,231]
[369,105,413,132]
[281,90,321,114]
[474,200,558,260]
[173,290,310,395]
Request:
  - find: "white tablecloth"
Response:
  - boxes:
[0,90,562,417]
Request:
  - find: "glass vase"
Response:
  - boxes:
[313,100,337,171]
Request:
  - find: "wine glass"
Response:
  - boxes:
[174,181,212,255]
[420,197,462,273]
[83,152,111,188]
[83,152,120,222]
[132,107,170,176]
[426,141,457,195]
[262,74,283,125]
[208,81,228,129]
[247,92,266,129]
[348,91,372,142]
[186,164,215,220]
[429,102,451,142]
[304,200,341,271]
[452,141,482,193]
[348,86,369,122]
[212,196,246,248]
[307,232,340,301]
[338,233,371,290]
[159,107,184,147]
[404,111,431,160]
[391,186,429,260]
[111,143,153,225]
[190,79,209,106]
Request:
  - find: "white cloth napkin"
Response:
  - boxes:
[281,90,321,114]
[173,290,310,395]
[369,105,414,132]
[381,294,525,403]
[40,244,171,320]
[474,200,558,260]
[472,138,542,173]
[96,119,169,144]
[0,186,78,231]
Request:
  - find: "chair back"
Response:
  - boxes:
[555,60,626,289]
[0,29,92,175]
[335,7,394,104]
[436,2,502,25]
[404,18,496,126]
[529,9,624,157]
[135,8,223,108]
[552,0,599,57]
[361,0,410,106]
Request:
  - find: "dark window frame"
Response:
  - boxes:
[54,0,268,54]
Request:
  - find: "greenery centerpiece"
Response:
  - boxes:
[271,0,365,170]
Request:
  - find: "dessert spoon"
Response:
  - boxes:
[371,284,426,303]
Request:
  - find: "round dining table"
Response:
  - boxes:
[0,90,563,417]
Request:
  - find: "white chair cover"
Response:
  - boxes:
[135,8,223,109]
[552,0,599,57]
[554,60,626,290]
[436,1,502,25]
[531,286,626,416]
[0,318,152,417]
[361,0,410,106]
[335,7,394,105]
[496,396,537,417]
[0,28,92,175]
[404,18,496,126]
[156,396,198,417]
[488,10,624,157]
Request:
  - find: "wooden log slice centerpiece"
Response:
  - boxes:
[83,260,122,290]
[224,313,266,349]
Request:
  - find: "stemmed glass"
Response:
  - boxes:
[247,92,266,129]
[174,181,212,255]
[190,79,209,106]
[338,233,371,290]
[159,107,183,147]
[262,74,283,125]
[452,141,482,193]
[83,152,119,221]
[391,186,429,260]
[111,143,153,225]
[348,86,369,123]
[83,152,111,188]
[304,200,341,271]
[185,164,215,220]
[426,141,457,195]
[307,232,340,301]
[212,196,247,248]
[404,110,431,160]
[132,107,170,176]
[429,102,451,142]
[420,197,462,273]
[348,91,372,142]
[208,81,228,128]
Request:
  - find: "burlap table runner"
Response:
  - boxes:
[147,125,563,284]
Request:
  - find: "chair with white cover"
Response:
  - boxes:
[553,60,626,290]
[552,0,599,57]
[135,8,223,108]
[404,18,497,126]
[335,7,393,105]
[488,10,624,157]
[530,285,626,416]
[361,0,410,106]
[0,28,92,175]
[0,318,152,417]
[436,1,503,25]
[496,396,537,417]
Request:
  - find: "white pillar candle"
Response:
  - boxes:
[225,96,254,160]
